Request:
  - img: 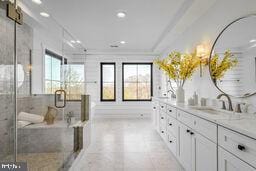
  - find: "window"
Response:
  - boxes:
[44,50,66,94]
[122,63,153,101]
[100,63,116,101]
[64,64,85,101]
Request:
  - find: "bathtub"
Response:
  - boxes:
[17,120,75,154]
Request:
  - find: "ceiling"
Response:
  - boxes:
[24,0,217,55]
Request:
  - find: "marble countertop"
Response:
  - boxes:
[153,97,256,140]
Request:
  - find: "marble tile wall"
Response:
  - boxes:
[0,4,15,161]
[0,3,32,160]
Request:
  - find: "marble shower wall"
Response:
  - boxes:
[0,4,33,160]
[0,5,15,161]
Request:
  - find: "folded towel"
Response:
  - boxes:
[17,120,32,128]
[18,112,44,123]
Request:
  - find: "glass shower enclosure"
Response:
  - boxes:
[0,0,87,170]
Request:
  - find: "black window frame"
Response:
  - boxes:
[100,62,116,102]
[122,63,153,101]
[44,49,67,94]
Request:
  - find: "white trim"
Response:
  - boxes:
[41,43,45,93]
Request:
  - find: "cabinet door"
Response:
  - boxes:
[178,123,192,171]
[152,104,157,127]
[219,147,256,171]
[192,133,217,171]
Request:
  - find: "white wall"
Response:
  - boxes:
[84,54,160,117]
[160,0,256,112]
[31,27,63,94]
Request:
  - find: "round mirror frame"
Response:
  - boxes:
[209,14,256,98]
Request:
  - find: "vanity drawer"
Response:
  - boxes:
[167,115,178,137]
[159,112,167,126]
[177,110,195,129]
[177,110,217,142]
[159,126,167,140]
[167,133,177,155]
[194,117,217,143]
[218,126,256,168]
[159,103,167,113]
[166,105,177,118]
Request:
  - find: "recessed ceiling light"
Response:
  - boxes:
[250,39,256,43]
[120,41,126,44]
[32,0,42,5]
[76,40,81,43]
[117,12,126,18]
[40,12,50,17]
[71,40,76,43]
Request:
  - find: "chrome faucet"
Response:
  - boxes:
[217,94,233,111]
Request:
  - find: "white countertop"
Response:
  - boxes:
[153,97,256,140]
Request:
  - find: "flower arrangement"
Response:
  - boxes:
[154,51,201,88]
[210,50,238,82]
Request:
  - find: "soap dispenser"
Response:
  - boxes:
[193,92,198,106]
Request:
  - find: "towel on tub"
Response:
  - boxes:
[18,112,44,123]
[17,120,32,128]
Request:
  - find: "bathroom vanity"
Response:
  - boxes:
[152,97,256,171]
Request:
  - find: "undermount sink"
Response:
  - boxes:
[189,106,255,120]
[190,106,233,115]
[157,96,169,99]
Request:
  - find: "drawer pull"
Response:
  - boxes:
[169,110,172,112]
[238,145,245,151]
[169,123,172,126]
[186,129,190,133]
[190,132,194,135]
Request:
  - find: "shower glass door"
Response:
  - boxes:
[0,0,16,163]
[15,0,77,170]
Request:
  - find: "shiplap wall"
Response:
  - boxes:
[82,54,161,118]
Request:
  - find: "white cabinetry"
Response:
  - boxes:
[219,147,256,171]
[178,121,217,171]
[152,101,160,132]
[192,131,217,171]
[178,123,193,171]
[152,98,256,171]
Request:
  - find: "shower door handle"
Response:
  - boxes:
[55,89,66,108]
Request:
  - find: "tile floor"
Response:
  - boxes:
[76,118,184,171]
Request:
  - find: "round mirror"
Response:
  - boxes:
[209,15,256,98]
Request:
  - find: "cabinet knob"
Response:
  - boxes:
[169,123,172,126]
[169,141,172,143]
[161,131,164,133]
[238,145,245,151]
[190,132,194,135]
[186,129,190,133]
[161,117,164,119]
[153,107,156,109]
[161,106,164,108]
[169,110,172,112]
